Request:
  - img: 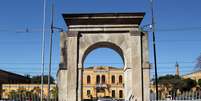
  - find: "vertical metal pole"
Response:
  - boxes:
[140,33,144,101]
[48,1,54,101]
[76,33,80,101]
[150,0,159,100]
[41,0,46,101]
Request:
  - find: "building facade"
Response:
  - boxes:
[0,69,30,99]
[183,70,201,81]
[82,66,124,100]
[1,84,56,99]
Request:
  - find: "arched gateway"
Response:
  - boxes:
[57,13,150,101]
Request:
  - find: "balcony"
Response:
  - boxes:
[96,84,108,88]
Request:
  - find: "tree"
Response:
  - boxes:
[196,54,201,69]
[51,86,58,99]
[180,78,197,92]
[30,75,55,84]
[157,75,183,92]
[155,75,197,92]
[198,79,201,87]
[32,86,41,95]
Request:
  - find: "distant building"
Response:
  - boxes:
[82,66,124,100]
[175,62,180,76]
[1,84,56,99]
[0,69,30,99]
[183,70,201,81]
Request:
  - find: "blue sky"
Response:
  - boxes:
[0,0,201,78]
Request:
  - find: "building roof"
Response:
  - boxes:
[63,12,145,26]
[0,69,30,83]
[182,69,201,77]
[0,69,26,78]
[84,66,123,70]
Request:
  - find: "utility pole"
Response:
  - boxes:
[47,0,54,101]
[41,0,46,101]
[150,0,159,100]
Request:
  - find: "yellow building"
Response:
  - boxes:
[82,66,124,100]
[1,84,56,99]
[183,70,201,81]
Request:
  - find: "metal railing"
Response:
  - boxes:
[150,91,201,101]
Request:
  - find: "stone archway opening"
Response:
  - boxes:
[83,47,124,68]
[81,42,125,101]
[82,42,125,67]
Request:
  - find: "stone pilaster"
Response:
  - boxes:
[130,31,143,101]
[66,31,79,101]
[142,32,150,101]
[77,63,82,101]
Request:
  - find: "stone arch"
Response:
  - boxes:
[57,13,150,101]
[81,41,125,68]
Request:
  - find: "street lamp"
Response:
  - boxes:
[150,0,159,100]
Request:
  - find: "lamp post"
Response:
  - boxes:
[150,0,159,100]
[41,0,46,101]
[47,1,54,101]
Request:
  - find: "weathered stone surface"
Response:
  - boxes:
[57,69,67,101]
[66,34,78,101]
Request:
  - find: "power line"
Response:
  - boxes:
[0,25,200,33]
[156,40,201,43]
[0,61,196,64]
[1,40,201,44]
[156,27,201,32]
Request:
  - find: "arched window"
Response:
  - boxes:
[119,90,123,98]
[112,75,115,84]
[96,75,100,84]
[87,75,91,84]
[119,75,123,84]
[102,75,106,84]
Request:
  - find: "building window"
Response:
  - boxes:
[119,90,123,98]
[87,75,91,84]
[87,90,91,96]
[97,88,105,93]
[119,75,123,84]
[112,75,115,84]
[112,90,115,98]
[96,75,100,84]
[102,75,105,84]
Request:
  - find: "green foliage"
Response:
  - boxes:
[51,86,58,99]
[31,75,55,84]
[155,74,197,92]
[157,75,182,91]
[198,79,201,87]
[196,54,201,69]
[180,78,197,91]
[8,90,17,99]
